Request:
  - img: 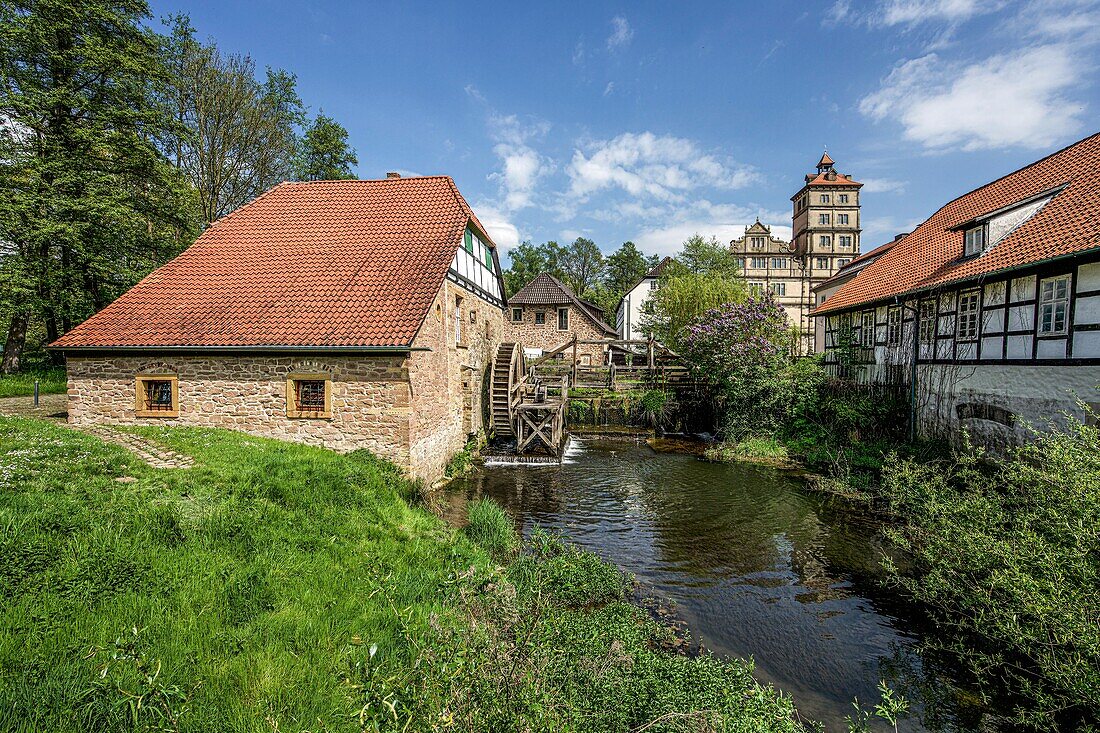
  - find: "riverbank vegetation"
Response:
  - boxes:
[0,417,807,731]
[674,284,1100,729]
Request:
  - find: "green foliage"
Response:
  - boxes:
[637,389,671,429]
[463,499,518,560]
[878,411,1100,729]
[0,418,806,731]
[0,366,66,397]
[642,235,747,350]
[444,436,478,478]
[705,436,790,464]
[296,110,358,181]
[845,681,910,733]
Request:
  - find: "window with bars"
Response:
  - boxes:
[287,375,331,418]
[919,300,937,343]
[135,374,178,417]
[887,306,902,346]
[860,310,875,347]
[1038,275,1070,335]
[957,289,980,341]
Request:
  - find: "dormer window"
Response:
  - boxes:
[964,226,985,257]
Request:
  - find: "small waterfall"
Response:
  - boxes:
[482,437,581,467]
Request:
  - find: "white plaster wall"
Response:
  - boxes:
[621,279,655,340]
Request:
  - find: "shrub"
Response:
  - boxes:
[463,499,518,560]
[705,435,789,464]
[637,389,671,429]
[879,410,1100,729]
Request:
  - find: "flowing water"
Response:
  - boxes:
[445,436,983,732]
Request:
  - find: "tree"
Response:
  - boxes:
[559,237,604,296]
[591,240,659,318]
[162,15,305,225]
[641,234,746,350]
[0,0,199,371]
[296,111,357,180]
[502,240,564,297]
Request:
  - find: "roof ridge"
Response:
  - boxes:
[206,181,293,233]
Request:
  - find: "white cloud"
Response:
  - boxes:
[603,81,615,97]
[630,201,791,258]
[861,177,907,193]
[566,132,757,204]
[473,203,521,252]
[859,45,1087,150]
[878,0,1002,25]
[560,229,584,242]
[486,113,553,211]
[607,16,633,50]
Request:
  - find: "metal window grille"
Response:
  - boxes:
[295,380,326,412]
[144,380,173,411]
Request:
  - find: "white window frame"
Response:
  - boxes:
[771,257,787,269]
[770,282,786,297]
[750,257,767,270]
[749,281,764,296]
[918,299,936,343]
[887,306,902,347]
[964,226,986,257]
[839,194,849,204]
[957,289,980,341]
[820,235,832,247]
[819,213,830,225]
[859,310,875,347]
[1038,274,1071,335]
[838,214,849,225]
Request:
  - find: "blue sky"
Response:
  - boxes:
[152,0,1100,259]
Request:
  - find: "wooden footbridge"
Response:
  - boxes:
[490,337,693,457]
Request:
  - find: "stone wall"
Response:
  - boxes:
[503,304,609,363]
[407,279,503,482]
[67,354,413,466]
[66,281,505,485]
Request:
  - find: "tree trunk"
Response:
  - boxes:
[1,313,29,374]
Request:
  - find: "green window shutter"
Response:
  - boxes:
[464,230,474,254]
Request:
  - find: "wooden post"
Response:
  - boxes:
[647,336,655,370]
[571,336,578,387]
[609,362,616,391]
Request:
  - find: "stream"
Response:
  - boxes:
[444,436,989,732]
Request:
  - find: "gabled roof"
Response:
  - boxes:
[510,273,617,336]
[817,131,1100,315]
[811,237,902,293]
[52,176,497,349]
[644,256,672,279]
[817,151,835,168]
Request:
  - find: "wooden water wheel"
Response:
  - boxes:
[490,342,526,439]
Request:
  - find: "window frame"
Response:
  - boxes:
[963,226,986,258]
[771,257,787,270]
[1037,274,1071,336]
[534,311,546,325]
[557,307,569,331]
[886,306,902,347]
[819,213,830,225]
[511,307,523,322]
[838,213,849,225]
[749,281,765,296]
[859,310,875,348]
[839,235,852,248]
[918,299,937,343]
[815,256,828,270]
[839,194,849,204]
[821,194,831,204]
[957,289,981,341]
[820,235,832,247]
[770,282,786,297]
[135,373,179,418]
[454,296,465,347]
[750,257,767,270]
[286,373,333,419]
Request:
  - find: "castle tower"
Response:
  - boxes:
[790,152,862,352]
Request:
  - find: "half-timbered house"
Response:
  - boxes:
[814,132,1100,443]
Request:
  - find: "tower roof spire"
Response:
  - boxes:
[817,150,835,170]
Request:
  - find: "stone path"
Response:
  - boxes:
[81,426,195,469]
[1,395,193,469]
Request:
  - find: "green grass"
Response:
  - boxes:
[0,367,66,398]
[0,418,805,732]
[705,436,790,464]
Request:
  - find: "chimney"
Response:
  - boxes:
[894,232,909,241]
[386,171,401,179]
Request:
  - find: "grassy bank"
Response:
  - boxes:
[0,417,805,732]
[0,366,67,398]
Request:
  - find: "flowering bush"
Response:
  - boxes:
[680,293,796,436]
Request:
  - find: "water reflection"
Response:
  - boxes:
[445,438,982,732]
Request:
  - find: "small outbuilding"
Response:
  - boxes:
[51,176,506,482]
[504,273,617,364]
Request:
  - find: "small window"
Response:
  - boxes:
[819,213,830,225]
[751,236,765,249]
[820,235,832,247]
[821,194,831,204]
[957,289,980,341]
[837,258,851,267]
[815,257,828,269]
[839,235,852,248]
[535,311,546,325]
[918,300,936,343]
[770,282,786,296]
[771,257,787,269]
[649,279,658,290]
[734,257,745,270]
[1038,275,1071,335]
[964,226,985,257]
[135,374,178,418]
[511,307,523,322]
[455,296,464,346]
[558,307,569,330]
[286,374,332,419]
[839,194,849,204]
[470,308,477,324]
[887,306,902,346]
[751,257,767,269]
[838,214,849,225]
[749,281,764,296]
[860,310,875,347]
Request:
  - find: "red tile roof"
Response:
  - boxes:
[817,132,1100,315]
[509,273,618,336]
[52,176,496,349]
[817,151,835,167]
[803,172,863,187]
[812,237,902,292]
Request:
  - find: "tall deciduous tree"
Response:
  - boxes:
[162,14,305,226]
[296,111,357,181]
[503,240,564,297]
[559,237,604,297]
[0,0,198,372]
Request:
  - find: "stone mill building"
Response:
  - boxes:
[50,175,507,482]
